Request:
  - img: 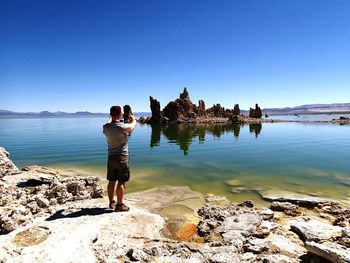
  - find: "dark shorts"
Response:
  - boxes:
[107,155,130,183]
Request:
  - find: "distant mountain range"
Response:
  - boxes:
[1,103,349,118]
[261,103,350,115]
[0,110,151,118]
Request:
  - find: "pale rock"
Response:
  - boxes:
[125,185,203,212]
[26,202,40,214]
[270,201,298,211]
[199,243,244,256]
[0,147,19,178]
[244,238,269,253]
[259,189,338,207]
[209,252,241,263]
[305,241,350,263]
[221,231,245,248]
[204,194,231,206]
[267,234,306,258]
[239,252,257,262]
[340,227,350,247]
[260,208,274,220]
[342,227,350,238]
[221,212,262,237]
[253,220,278,238]
[262,254,298,263]
[126,248,150,262]
[290,218,343,242]
[49,198,57,206]
[13,226,51,247]
[36,197,50,208]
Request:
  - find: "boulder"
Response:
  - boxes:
[0,147,19,177]
[267,234,306,258]
[221,212,262,237]
[290,218,343,242]
[270,201,301,216]
[259,189,338,207]
[339,227,350,248]
[305,241,350,263]
[243,238,269,254]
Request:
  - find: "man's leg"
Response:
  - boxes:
[115,182,130,211]
[116,181,125,204]
[107,181,116,204]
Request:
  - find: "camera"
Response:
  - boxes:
[123,105,133,123]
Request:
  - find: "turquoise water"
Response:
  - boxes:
[1,117,349,204]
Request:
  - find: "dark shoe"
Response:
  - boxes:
[109,200,117,209]
[115,203,130,212]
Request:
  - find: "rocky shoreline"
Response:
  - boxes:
[1,147,350,262]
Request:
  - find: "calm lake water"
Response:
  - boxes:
[1,117,349,204]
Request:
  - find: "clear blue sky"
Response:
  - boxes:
[1,0,349,112]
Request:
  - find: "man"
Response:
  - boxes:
[103,105,137,212]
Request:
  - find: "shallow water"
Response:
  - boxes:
[1,117,349,204]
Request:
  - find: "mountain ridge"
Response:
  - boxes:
[0,110,151,118]
[1,103,349,118]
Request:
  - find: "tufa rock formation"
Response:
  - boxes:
[249,104,262,118]
[163,88,198,121]
[233,104,240,116]
[143,88,264,123]
[197,100,206,117]
[150,88,243,123]
[149,96,163,123]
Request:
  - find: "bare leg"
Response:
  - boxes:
[116,182,125,204]
[107,181,116,204]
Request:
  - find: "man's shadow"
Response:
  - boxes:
[45,207,114,221]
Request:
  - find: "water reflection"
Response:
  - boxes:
[249,124,262,138]
[149,123,262,155]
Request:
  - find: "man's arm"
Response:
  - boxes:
[123,115,137,133]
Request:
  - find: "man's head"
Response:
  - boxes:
[110,106,122,118]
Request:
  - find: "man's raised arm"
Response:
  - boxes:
[123,115,137,133]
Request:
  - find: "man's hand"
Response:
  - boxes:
[124,115,137,133]
[128,115,136,123]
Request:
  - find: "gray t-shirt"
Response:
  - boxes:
[103,122,128,156]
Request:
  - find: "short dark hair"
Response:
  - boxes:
[110,106,121,117]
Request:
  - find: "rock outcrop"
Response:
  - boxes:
[0,161,103,234]
[249,103,262,118]
[144,88,245,123]
[0,147,19,178]
[149,96,163,123]
[233,103,240,115]
[197,100,206,117]
[163,88,198,121]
